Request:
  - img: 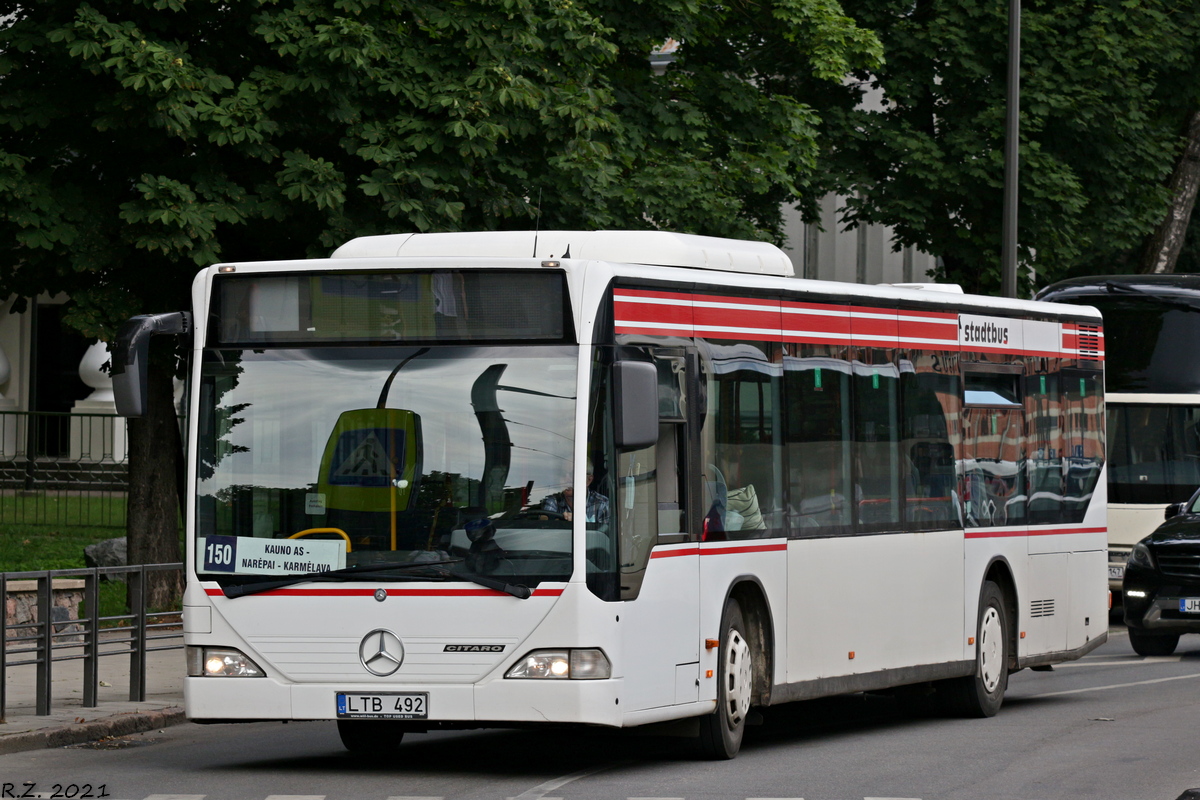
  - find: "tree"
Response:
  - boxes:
[793,0,1200,295]
[0,0,881,604]
[1138,109,1200,274]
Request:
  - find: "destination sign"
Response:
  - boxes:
[200,535,346,576]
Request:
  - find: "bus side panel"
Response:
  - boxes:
[963,535,1028,661]
[786,530,964,683]
[620,549,700,713]
[1025,552,1069,654]
[1068,549,1109,651]
[697,542,789,698]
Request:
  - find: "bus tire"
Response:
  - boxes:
[337,719,404,757]
[943,580,1008,718]
[1128,629,1179,657]
[698,598,753,759]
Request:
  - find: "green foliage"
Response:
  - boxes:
[800,0,1200,294]
[0,0,881,338]
[0,523,123,572]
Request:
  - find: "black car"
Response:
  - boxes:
[1122,488,1200,655]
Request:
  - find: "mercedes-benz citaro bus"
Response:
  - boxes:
[113,231,1109,759]
[1037,275,1200,595]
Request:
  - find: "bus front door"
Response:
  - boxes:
[618,350,702,714]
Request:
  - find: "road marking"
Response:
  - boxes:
[1057,656,1182,667]
[510,764,624,800]
[1028,671,1200,697]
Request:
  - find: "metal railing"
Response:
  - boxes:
[0,411,129,527]
[0,563,183,720]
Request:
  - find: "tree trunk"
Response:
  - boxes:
[1138,108,1200,274]
[126,345,183,610]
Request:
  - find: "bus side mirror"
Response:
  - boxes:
[112,312,191,417]
[613,360,658,451]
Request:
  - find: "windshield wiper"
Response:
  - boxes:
[222,559,464,598]
[457,571,532,599]
[221,558,532,599]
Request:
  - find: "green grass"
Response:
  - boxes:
[0,493,127,528]
[0,523,123,573]
[1,524,151,624]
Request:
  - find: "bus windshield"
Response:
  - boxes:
[195,344,580,588]
[1084,296,1200,393]
[1108,403,1200,505]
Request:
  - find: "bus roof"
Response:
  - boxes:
[1038,274,1200,306]
[330,230,795,277]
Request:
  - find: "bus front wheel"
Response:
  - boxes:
[698,598,753,759]
[942,580,1009,718]
[337,719,404,757]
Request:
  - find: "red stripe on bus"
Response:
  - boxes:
[700,542,788,555]
[1029,527,1107,537]
[614,305,693,327]
[693,306,781,335]
[964,526,1106,539]
[781,300,850,315]
[898,319,959,342]
[650,546,701,558]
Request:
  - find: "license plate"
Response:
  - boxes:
[1180,598,1200,614]
[336,692,428,720]
[1108,564,1125,580]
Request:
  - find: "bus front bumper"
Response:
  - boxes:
[184,676,625,728]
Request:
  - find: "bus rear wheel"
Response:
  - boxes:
[698,598,753,759]
[942,580,1008,717]
[337,719,405,757]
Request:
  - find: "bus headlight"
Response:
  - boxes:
[187,646,265,677]
[506,648,611,680]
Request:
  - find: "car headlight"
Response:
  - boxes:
[186,646,265,677]
[1127,542,1156,571]
[506,648,611,680]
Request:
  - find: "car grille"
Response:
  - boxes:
[1157,552,1200,579]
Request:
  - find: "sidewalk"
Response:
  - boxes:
[0,643,186,754]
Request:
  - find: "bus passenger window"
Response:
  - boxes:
[703,341,784,539]
[962,369,1026,527]
[784,350,852,535]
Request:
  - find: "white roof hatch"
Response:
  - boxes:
[331,230,794,277]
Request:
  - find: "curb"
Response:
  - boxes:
[0,707,187,755]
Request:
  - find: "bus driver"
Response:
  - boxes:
[541,461,610,526]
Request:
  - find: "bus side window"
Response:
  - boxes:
[962,369,1026,527]
[1061,370,1105,522]
[784,348,853,535]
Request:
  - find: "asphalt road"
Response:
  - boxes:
[2,625,1198,800]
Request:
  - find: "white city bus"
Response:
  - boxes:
[114,231,1109,759]
[1037,275,1200,592]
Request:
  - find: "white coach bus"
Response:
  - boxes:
[1038,275,1200,592]
[114,231,1109,759]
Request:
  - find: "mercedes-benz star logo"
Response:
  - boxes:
[359,629,404,676]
